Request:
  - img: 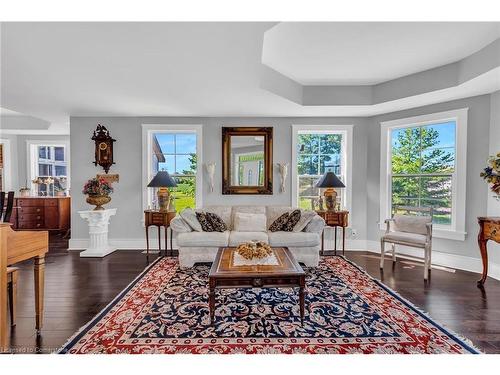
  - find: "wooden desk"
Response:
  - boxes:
[477,216,500,286]
[144,210,176,256]
[0,223,48,352]
[316,210,349,256]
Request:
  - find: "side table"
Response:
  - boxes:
[477,216,500,286]
[144,210,176,256]
[78,208,117,258]
[316,210,349,256]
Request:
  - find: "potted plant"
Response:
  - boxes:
[480,152,500,200]
[83,177,114,210]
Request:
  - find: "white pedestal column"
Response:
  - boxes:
[78,208,117,258]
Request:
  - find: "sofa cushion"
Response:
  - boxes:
[282,209,301,232]
[269,212,289,232]
[228,231,269,246]
[176,231,229,247]
[383,231,427,245]
[293,210,317,232]
[180,208,203,232]
[196,212,214,232]
[233,212,267,232]
[231,206,266,228]
[206,212,228,232]
[203,206,232,229]
[266,206,293,228]
[268,231,320,247]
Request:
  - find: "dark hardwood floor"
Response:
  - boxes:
[6,234,500,353]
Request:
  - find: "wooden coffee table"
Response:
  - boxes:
[208,246,306,325]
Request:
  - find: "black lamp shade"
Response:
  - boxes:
[147,171,177,188]
[315,171,345,188]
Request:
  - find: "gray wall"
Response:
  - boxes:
[368,94,492,259]
[69,94,496,264]
[70,117,370,241]
[488,91,500,264]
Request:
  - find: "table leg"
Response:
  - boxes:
[299,277,306,325]
[145,225,150,257]
[169,227,173,257]
[34,255,45,332]
[158,226,161,256]
[342,226,346,256]
[477,235,488,287]
[164,226,168,257]
[334,226,337,256]
[209,278,216,324]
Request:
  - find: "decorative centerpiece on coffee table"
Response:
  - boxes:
[236,241,273,260]
[83,177,113,210]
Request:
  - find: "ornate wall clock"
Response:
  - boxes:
[91,124,116,173]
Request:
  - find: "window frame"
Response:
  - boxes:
[142,124,203,212]
[291,125,353,211]
[379,108,468,241]
[0,138,12,191]
[26,140,71,193]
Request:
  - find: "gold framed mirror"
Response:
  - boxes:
[222,127,273,195]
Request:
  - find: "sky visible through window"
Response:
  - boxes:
[155,133,196,174]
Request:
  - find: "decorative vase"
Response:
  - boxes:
[86,194,111,211]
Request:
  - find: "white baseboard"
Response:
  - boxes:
[69,237,500,281]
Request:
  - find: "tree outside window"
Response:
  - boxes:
[297,133,343,210]
[390,121,455,225]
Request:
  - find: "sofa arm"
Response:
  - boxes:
[304,215,326,234]
[170,215,192,233]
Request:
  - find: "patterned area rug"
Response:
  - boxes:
[59,256,479,354]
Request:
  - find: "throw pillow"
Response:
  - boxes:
[196,212,214,232]
[283,209,301,232]
[293,210,317,232]
[179,207,203,232]
[268,212,290,232]
[233,212,267,232]
[206,212,228,232]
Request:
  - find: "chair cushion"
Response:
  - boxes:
[233,212,267,232]
[268,231,320,247]
[383,231,427,245]
[228,231,269,246]
[176,231,229,247]
[393,214,431,235]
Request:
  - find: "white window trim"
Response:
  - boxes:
[141,124,203,214]
[0,138,12,191]
[26,139,71,191]
[291,125,353,212]
[379,108,468,241]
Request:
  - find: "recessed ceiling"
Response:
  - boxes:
[262,22,500,85]
[1,22,499,134]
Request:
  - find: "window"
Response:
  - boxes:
[28,142,69,196]
[380,109,468,240]
[292,125,352,211]
[142,125,203,213]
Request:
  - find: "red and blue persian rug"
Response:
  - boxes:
[58,256,479,354]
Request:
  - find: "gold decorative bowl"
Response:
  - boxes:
[86,194,111,211]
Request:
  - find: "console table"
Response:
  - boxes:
[316,210,349,256]
[144,210,176,256]
[477,216,500,286]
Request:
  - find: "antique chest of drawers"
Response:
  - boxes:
[13,197,70,231]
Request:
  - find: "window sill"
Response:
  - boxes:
[378,223,466,241]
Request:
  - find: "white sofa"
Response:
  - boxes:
[170,205,325,268]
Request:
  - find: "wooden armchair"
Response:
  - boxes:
[380,206,433,280]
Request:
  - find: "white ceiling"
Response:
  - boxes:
[1,22,499,134]
[263,22,500,85]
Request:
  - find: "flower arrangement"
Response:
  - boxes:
[82,177,113,196]
[480,152,500,198]
[236,241,273,260]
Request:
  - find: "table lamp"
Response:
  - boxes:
[147,171,177,212]
[315,171,345,211]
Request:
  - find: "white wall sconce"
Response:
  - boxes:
[276,162,289,193]
[205,162,216,192]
